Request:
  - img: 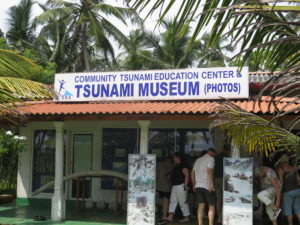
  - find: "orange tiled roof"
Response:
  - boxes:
[19,97,300,116]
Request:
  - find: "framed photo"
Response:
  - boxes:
[115,148,126,157]
[151,149,162,158]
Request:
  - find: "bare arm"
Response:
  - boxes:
[207,167,214,192]
[191,170,196,192]
[182,168,190,189]
[270,177,281,209]
[277,168,284,184]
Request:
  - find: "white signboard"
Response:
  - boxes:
[223,158,253,225]
[127,154,156,225]
[54,67,249,101]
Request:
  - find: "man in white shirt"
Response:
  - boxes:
[192,148,216,225]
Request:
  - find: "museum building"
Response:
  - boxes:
[14,69,299,222]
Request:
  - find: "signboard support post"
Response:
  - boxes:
[138,120,150,154]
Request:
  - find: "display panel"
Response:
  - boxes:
[223,158,253,225]
[127,154,156,225]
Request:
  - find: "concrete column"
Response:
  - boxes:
[138,120,150,154]
[51,121,65,221]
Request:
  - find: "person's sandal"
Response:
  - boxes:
[273,208,281,219]
[179,218,190,223]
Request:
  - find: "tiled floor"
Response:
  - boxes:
[0,203,286,225]
[0,203,125,225]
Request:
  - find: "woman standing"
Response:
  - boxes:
[276,156,300,225]
[165,152,190,222]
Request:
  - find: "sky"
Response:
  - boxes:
[0,0,42,33]
[0,0,210,56]
[0,0,167,34]
[0,0,186,55]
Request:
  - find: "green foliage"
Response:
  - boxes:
[38,62,56,84]
[197,33,230,68]
[35,0,136,72]
[145,19,201,69]
[6,0,34,48]
[22,48,56,84]
[132,176,155,189]
[128,0,300,160]
[0,129,27,194]
[0,38,10,50]
[0,129,27,154]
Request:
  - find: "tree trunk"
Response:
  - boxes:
[49,23,60,62]
[82,23,91,72]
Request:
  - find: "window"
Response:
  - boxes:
[32,130,67,193]
[149,129,176,160]
[71,134,93,198]
[149,129,214,161]
[32,130,55,193]
[176,129,214,156]
[101,129,138,189]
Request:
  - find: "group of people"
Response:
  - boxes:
[156,149,300,225]
[256,155,300,225]
[156,148,226,225]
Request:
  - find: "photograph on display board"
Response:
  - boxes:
[127,154,156,225]
[223,158,253,225]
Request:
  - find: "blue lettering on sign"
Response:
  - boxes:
[150,83,159,97]
[139,83,149,97]
[110,84,119,97]
[137,82,199,97]
[201,71,235,79]
[205,82,240,94]
[160,82,168,96]
[120,83,134,97]
[75,83,135,98]
[189,82,199,95]
[67,69,246,100]
[75,85,82,97]
[83,84,91,97]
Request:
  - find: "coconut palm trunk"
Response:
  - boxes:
[82,23,91,71]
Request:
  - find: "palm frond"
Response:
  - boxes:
[0,49,41,79]
[0,77,54,100]
[210,100,300,156]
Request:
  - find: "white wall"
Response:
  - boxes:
[18,119,223,201]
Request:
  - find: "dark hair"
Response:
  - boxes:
[207,147,216,153]
[173,152,186,166]
[199,150,207,157]
[173,152,183,159]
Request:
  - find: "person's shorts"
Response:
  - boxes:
[158,191,171,199]
[196,187,216,205]
[283,189,300,216]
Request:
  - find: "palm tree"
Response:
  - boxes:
[6,0,35,48]
[0,49,53,122]
[144,19,201,69]
[117,29,153,70]
[128,0,300,160]
[35,0,136,72]
[197,33,230,68]
[33,3,76,72]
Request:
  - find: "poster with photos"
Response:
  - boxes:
[127,154,156,225]
[223,158,253,225]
